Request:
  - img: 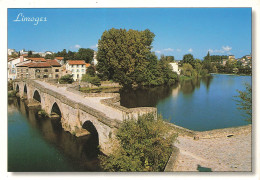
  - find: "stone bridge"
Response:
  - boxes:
[13,80,157,153]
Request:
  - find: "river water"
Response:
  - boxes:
[8,98,101,172]
[120,74,252,131]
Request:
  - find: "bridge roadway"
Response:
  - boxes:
[34,80,125,121]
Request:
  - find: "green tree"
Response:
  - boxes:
[166,56,174,62]
[31,54,41,58]
[99,113,177,172]
[86,65,96,77]
[58,74,74,84]
[97,28,155,87]
[182,54,195,67]
[181,63,194,77]
[82,74,101,86]
[202,51,213,72]
[45,54,55,59]
[28,50,32,57]
[75,48,94,63]
[235,83,252,122]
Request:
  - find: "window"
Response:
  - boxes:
[77,65,79,68]
[37,75,40,78]
[82,65,84,68]
[77,74,79,78]
[44,69,48,72]
[55,74,59,79]
[77,69,79,72]
[81,69,84,72]
[36,69,40,72]
[72,69,74,72]
[55,69,59,72]
[43,75,48,78]
[26,69,28,72]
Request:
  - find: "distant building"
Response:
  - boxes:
[55,57,65,65]
[228,55,235,61]
[8,49,16,55]
[16,59,62,79]
[93,51,98,66]
[65,60,86,81]
[169,62,180,75]
[8,56,29,80]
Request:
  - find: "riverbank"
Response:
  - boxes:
[165,125,252,172]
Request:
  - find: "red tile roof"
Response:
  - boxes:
[22,54,28,57]
[16,60,61,68]
[16,62,34,67]
[86,63,91,68]
[28,62,51,68]
[55,57,64,60]
[27,57,46,62]
[46,60,61,67]
[67,60,86,65]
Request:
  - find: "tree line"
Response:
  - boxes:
[45,48,94,63]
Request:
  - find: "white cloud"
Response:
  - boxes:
[208,45,232,54]
[163,48,174,52]
[222,45,232,52]
[90,44,98,49]
[188,48,193,53]
[74,44,81,49]
[208,49,214,53]
[176,48,181,52]
[155,50,161,54]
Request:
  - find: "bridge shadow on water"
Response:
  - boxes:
[9,97,102,172]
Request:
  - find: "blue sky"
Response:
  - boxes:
[8,8,251,60]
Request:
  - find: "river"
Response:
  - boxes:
[8,98,101,172]
[120,74,252,131]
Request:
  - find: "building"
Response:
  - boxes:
[65,60,86,81]
[55,57,65,65]
[8,56,29,80]
[169,62,181,75]
[93,51,98,66]
[228,55,235,61]
[16,59,62,80]
[8,49,16,55]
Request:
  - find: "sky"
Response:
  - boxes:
[8,8,251,60]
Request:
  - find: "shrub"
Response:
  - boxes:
[59,74,74,84]
[82,74,101,86]
[8,90,16,97]
[8,80,13,91]
[99,113,177,172]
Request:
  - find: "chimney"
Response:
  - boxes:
[20,56,24,62]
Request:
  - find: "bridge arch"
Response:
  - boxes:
[16,84,20,92]
[82,120,99,146]
[50,102,62,117]
[24,84,27,96]
[33,90,41,102]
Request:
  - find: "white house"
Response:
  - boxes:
[8,49,16,55]
[93,51,98,66]
[65,60,86,81]
[169,62,181,75]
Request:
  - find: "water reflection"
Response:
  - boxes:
[8,98,101,172]
[120,76,213,108]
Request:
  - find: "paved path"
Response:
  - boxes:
[173,133,252,171]
[35,80,125,121]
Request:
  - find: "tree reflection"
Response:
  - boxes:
[120,76,214,108]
